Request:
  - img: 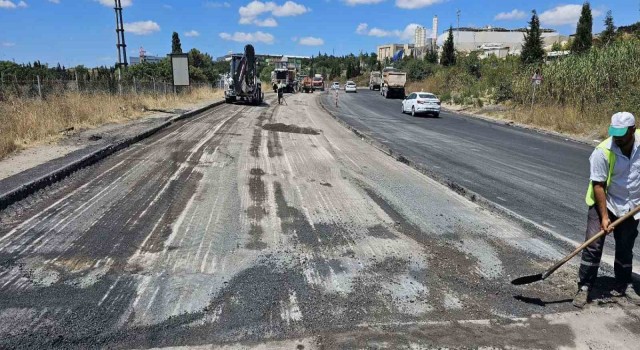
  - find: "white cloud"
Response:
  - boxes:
[395,0,443,9]
[272,1,308,16]
[97,0,131,7]
[540,4,602,26]
[299,36,324,46]
[238,1,308,26]
[219,31,274,44]
[494,9,526,21]
[0,0,27,8]
[344,0,384,5]
[124,21,161,35]
[356,22,423,41]
[368,27,394,37]
[356,23,368,34]
[254,17,278,27]
[2,42,16,47]
[48,0,60,4]
[399,23,421,40]
[205,1,230,8]
[184,30,200,37]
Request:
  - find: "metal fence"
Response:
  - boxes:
[0,75,225,100]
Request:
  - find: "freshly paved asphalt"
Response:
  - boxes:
[321,89,601,247]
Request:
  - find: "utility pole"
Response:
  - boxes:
[114,0,128,94]
[456,9,461,50]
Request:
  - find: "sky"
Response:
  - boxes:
[0,0,638,67]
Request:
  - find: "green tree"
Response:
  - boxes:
[259,64,273,83]
[571,2,593,53]
[600,10,616,47]
[521,10,545,64]
[347,61,356,78]
[172,32,183,54]
[550,41,563,52]
[440,26,456,66]
[404,59,433,81]
[425,49,438,64]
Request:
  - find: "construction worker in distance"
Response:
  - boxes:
[574,112,640,308]
[277,81,285,105]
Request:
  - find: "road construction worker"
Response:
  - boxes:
[574,112,640,308]
[277,82,286,105]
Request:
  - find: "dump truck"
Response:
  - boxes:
[381,67,406,99]
[302,76,313,93]
[312,74,324,91]
[369,71,382,91]
[271,68,297,93]
[224,44,263,105]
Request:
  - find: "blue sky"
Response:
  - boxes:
[0,0,638,67]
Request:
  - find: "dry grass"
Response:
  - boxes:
[0,87,223,160]
[448,102,610,140]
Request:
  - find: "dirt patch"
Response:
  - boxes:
[273,182,352,248]
[320,182,332,187]
[246,224,267,250]
[246,205,267,221]
[358,183,575,319]
[366,224,396,239]
[249,171,267,204]
[246,168,267,250]
[250,168,266,176]
[267,131,283,157]
[262,123,320,135]
[250,129,262,158]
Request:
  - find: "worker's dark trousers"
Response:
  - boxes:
[579,206,639,289]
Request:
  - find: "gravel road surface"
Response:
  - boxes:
[0,93,638,349]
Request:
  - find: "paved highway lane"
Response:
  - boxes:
[321,90,601,246]
[0,92,636,348]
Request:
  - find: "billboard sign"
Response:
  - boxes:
[170,53,190,86]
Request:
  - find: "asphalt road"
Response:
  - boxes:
[0,92,637,349]
[321,89,600,246]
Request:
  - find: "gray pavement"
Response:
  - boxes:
[320,90,617,250]
[0,93,638,349]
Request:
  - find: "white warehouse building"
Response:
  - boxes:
[437,26,564,56]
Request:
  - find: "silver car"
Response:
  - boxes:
[344,81,357,93]
[401,92,441,117]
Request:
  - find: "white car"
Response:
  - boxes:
[344,81,357,93]
[331,82,340,90]
[401,92,441,117]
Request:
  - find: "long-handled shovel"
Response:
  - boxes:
[512,205,640,286]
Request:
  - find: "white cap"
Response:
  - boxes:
[609,112,636,137]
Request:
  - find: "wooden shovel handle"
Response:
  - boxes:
[542,205,640,280]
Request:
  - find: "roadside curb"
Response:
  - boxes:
[317,96,575,251]
[443,106,601,147]
[0,99,225,211]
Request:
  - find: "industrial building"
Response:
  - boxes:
[376,43,415,62]
[216,53,309,62]
[129,47,164,65]
[376,16,438,61]
[436,26,565,56]
[129,56,163,65]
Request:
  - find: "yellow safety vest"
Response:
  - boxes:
[585,130,640,206]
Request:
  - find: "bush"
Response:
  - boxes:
[494,82,514,103]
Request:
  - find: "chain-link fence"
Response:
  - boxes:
[0,75,225,100]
